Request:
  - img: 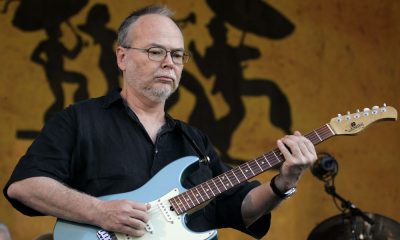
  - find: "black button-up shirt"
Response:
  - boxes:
[4,90,270,237]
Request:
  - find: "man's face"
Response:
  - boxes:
[118,14,184,103]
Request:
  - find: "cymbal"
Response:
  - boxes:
[308,213,400,240]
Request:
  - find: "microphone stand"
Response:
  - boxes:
[324,182,375,240]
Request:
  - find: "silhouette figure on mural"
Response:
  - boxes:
[166,12,215,128]
[1,0,18,14]
[13,0,89,139]
[188,16,292,165]
[78,3,120,93]
[31,23,89,122]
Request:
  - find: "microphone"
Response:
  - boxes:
[311,153,338,181]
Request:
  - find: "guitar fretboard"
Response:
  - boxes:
[169,124,336,215]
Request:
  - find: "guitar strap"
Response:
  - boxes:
[176,122,211,166]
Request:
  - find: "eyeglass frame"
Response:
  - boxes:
[121,45,191,65]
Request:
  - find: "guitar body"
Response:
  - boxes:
[53,156,218,240]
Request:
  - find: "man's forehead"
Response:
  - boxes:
[130,14,183,44]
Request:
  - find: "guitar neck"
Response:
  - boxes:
[170,124,336,215]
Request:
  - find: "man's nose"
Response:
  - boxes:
[161,52,174,67]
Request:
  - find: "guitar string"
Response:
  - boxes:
[124,121,370,237]
[172,125,335,213]
[146,125,335,215]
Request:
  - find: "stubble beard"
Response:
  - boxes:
[142,82,177,102]
[128,74,179,103]
[143,69,180,102]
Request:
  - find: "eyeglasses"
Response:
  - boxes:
[122,46,191,65]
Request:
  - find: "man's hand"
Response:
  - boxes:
[94,200,150,237]
[240,131,317,227]
[276,131,317,190]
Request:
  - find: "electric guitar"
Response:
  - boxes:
[53,105,397,240]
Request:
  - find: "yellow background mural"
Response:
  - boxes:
[1,0,399,239]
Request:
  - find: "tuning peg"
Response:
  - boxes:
[336,114,343,122]
[345,111,351,120]
[363,108,370,116]
[381,103,387,112]
[354,109,361,119]
[372,106,379,114]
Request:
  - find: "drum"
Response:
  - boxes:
[308,213,400,240]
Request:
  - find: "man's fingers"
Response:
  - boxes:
[277,139,291,161]
[119,225,146,237]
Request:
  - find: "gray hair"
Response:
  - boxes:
[117,5,176,47]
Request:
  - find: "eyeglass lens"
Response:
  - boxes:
[148,47,189,64]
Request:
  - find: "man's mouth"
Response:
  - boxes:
[155,76,175,83]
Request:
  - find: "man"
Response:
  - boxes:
[4,5,317,239]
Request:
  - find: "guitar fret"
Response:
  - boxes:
[211,179,221,194]
[194,186,205,202]
[205,181,216,197]
[256,156,269,171]
[307,132,319,145]
[175,196,185,214]
[199,185,211,201]
[241,164,252,178]
[247,162,256,176]
[238,165,246,179]
[200,184,211,200]
[234,167,246,182]
[217,176,227,191]
[190,190,201,205]
[316,129,324,141]
[229,171,240,184]
[181,192,194,210]
[188,190,199,206]
[220,174,231,189]
[270,150,282,164]
[272,150,280,163]
[248,160,258,176]
[225,173,233,188]
[254,158,263,172]
[170,198,180,214]
[326,123,335,135]
[262,155,272,168]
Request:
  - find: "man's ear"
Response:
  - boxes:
[116,46,127,71]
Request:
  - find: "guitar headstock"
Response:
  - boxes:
[329,104,397,135]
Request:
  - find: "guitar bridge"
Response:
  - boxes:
[96,230,117,240]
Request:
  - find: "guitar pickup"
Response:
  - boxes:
[157,199,174,223]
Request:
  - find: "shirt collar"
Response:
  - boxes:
[102,88,177,129]
[102,89,123,108]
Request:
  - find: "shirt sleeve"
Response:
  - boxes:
[3,106,77,216]
[214,180,271,238]
[194,127,271,238]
